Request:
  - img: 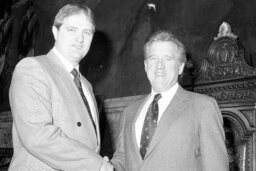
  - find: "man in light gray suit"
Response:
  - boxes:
[8,3,113,171]
[111,31,229,171]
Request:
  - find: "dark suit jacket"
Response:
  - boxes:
[112,86,229,171]
[9,50,103,171]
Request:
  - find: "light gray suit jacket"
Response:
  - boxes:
[112,86,229,171]
[9,50,103,171]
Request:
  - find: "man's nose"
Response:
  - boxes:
[76,32,84,43]
[157,59,164,68]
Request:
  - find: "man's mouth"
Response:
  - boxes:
[155,70,165,76]
[155,73,165,77]
[72,44,83,49]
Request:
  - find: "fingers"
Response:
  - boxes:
[103,156,110,162]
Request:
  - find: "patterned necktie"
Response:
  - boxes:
[139,93,161,159]
[71,68,97,136]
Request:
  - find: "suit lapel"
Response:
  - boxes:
[128,96,150,162]
[44,50,98,147]
[145,87,189,159]
[46,50,70,79]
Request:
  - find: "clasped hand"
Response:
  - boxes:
[100,156,114,171]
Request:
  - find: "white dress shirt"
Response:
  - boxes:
[52,47,96,122]
[135,83,179,147]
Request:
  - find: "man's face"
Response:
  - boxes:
[52,13,94,66]
[144,41,185,93]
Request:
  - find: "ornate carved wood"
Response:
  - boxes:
[189,22,256,171]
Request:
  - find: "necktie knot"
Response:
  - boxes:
[153,93,161,102]
[71,68,81,89]
[71,68,79,78]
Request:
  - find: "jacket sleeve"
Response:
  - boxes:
[9,58,103,171]
[110,108,126,171]
[199,97,229,171]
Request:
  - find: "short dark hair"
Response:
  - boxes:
[144,30,186,64]
[53,3,95,32]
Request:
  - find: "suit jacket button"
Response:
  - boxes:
[77,122,81,127]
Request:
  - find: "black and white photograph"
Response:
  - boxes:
[0,0,256,170]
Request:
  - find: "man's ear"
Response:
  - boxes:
[178,63,185,75]
[144,60,148,72]
[52,26,58,41]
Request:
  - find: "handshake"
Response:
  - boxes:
[100,156,114,171]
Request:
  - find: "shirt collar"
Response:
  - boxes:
[151,83,179,98]
[52,47,79,73]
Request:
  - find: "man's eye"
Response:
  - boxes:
[148,57,158,61]
[164,57,174,61]
[67,28,76,32]
[83,31,93,36]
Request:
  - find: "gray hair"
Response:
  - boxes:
[53,3,95,32]
[144,30,186,64]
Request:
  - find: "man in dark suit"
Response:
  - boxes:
[8,3,113,171]
[111,30,229,171]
